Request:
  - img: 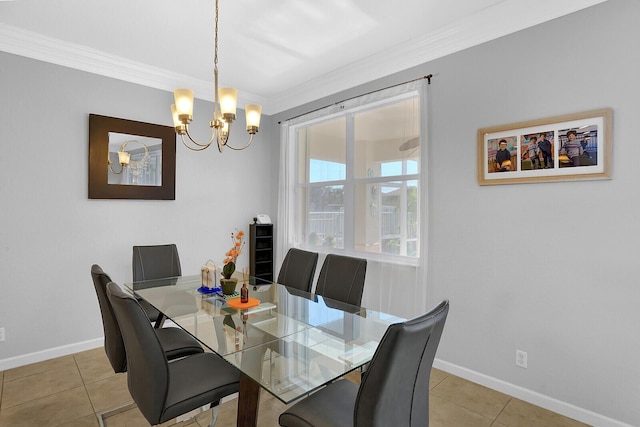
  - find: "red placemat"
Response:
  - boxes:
[226,297,260,309]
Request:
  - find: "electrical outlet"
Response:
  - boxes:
[0,327,5,342]
[516,349,527,368]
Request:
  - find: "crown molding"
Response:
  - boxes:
[267,0,608,114]
[0,23,265,110]
[0,0,606,116]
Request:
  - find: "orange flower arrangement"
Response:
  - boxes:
[222,229,245,279]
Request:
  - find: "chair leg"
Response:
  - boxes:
[154,313,167,328]
[97,402,137,427]
[98,400,218,427]
[208,405,219,427]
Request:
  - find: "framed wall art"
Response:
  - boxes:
[89,114,176,199]
[477,109,612,185]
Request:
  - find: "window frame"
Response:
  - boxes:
[291,90,422,265]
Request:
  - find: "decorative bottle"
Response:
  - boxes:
[241,281,249,303]
[241,266,249,303]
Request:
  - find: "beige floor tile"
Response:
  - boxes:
[194,393,288,427]
[198,400,237,427]
[343,369,362,385]
[263,395,289,413]
[0,349,589,427]
[85,373,132,413]
[1,363,84,409]
[261,393,293,425]
[495,398,591,427]
[255,401,286,426]
[76,352,116,384]
[102,406,149,427]
[102,405,196,427]
[429,394,494,427]
[74,347,106,363]
[431,375,510,420]
[430,367,448,389]
[3,354,76,382]
[59,413,100,426]
[0,386,94,427]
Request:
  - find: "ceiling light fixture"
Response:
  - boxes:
[170,0,262,152]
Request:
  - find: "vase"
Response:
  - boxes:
[220,278,238,295]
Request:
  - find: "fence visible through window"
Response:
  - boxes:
[308,211,344,248]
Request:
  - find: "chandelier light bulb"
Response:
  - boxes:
[245,104,262,133]
[118,151,131,166]
[171,104,187,135]
[173,89,194,122]
[218,87,238,118]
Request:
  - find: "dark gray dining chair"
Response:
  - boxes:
[279,300,450,427]
[132,243,182,281]
[132,244,182,327]
[107,282,240,427]
[315,254,367,306]
[94,262,162,328]
[277,248,319,293]
[91,264,204,426]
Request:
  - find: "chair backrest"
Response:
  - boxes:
[107,281,169,425]
[354,300,449,427]
[132,244,181,281]
[277,248,319,292]
[90,264,127,373]
[315,254,367,306]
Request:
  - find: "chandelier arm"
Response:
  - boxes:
[139,142,149,162]
[107,159,125,174]
[224,133,255,151]
[181,132,215,151]
[217,135,224,153]
[216,119,231,152]
[182,125,217,149]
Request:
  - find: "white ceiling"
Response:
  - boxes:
[0,0,606,115]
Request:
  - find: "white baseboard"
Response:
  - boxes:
[433,359,632,427]
[0,338,103,371]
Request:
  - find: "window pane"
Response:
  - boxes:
[406,180,419,257]
[309,159,345,183]
[407,160,418,174]
[380,161,402,176]
[305,185,344,249]
[297,118,346,184]
[354,180,419,257]
[292,87,423,261]
[354,97,420,179]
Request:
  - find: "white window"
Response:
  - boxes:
[289,86,422,262]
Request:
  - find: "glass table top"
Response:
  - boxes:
[125,274,404,404]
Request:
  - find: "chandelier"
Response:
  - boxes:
[170,0,262,152]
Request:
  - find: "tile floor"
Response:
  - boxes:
[0,347,590,427]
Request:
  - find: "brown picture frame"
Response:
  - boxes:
[478,109,612,185]
[88,114,176,199]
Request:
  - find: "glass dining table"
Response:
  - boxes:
[124,274,404,427]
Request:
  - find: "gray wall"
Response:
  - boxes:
[0,54,274,364]
[270,1,639,425]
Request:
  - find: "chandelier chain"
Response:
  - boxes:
[214,0,219,73]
